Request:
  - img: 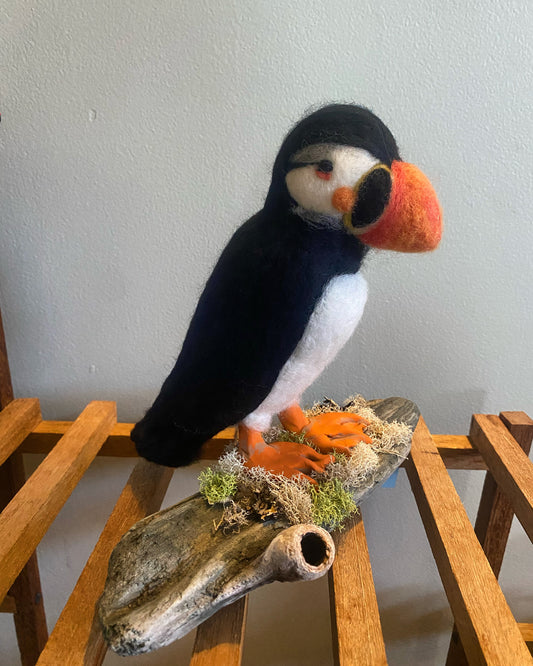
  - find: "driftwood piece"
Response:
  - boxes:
[367,395,419,428]
[99,396,418,656]
[99,496,334,655]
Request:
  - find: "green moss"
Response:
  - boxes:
[199,468,238,505]
[311,479,357,531]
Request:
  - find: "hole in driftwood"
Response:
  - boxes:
[300,532,328,566]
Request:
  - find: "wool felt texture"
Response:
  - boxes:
[332,187,356,214]
[266,105,400,216]
[243,272,368,431]
[351,165,393,228]
[132,103,441,468]
[132,211,367,467]
[285,145,379,217]
[357,161,442,252]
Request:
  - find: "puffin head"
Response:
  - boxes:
[266,104,442,253]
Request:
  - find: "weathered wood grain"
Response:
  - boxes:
[99,498,334,656]
[406,417,532,665]
[190,596,248,666]
[99,396,416,657]
[36,459,173,666]
[329,512,387,666]
[0,401,116,604]
[367,396,420,429]
[0,398,42,466]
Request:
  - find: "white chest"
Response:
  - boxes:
[243,272,368,430]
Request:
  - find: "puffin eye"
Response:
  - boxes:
[316,159,333,173]
[316,159,333,180]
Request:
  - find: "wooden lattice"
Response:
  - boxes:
[0,309,532,665]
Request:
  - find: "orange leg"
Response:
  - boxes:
[277,403,309,431]
[279,404,372,456]
[238,423,332,484]
[238,423,267,456]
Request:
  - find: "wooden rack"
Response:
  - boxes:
[1,307,532,665]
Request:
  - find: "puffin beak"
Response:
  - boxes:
[354,161,442,253]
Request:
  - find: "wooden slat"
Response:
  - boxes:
[500,411,533,449]
[0,307,14,409]
[328,512,387,666]
[0,398,42,466]
[475,412,533,575]
[21,421,137,456]
[406,417,532,665]
[21,425,491,470]
[520,624,533,644]
[0,595,16,613]
[471,414,533,543]
[446,412,533,666]
[0,401,116,604]
[20,423,235,458]
[9,544,48,666]
[0,307,48,665]
[190,597,248,666]
[36,459,173,666]
[433,434,487,470]
[0,451,49,664]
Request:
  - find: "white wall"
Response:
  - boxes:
[1,1,532,664]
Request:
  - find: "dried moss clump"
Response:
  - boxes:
[218,500,250,532]
[311,479,358,531]
[321,443,380,491]
[244,465,314,525]
[199,468,238,505]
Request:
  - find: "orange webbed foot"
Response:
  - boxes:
[244,441,333,484]
[238,423,332,483]
[280,405,372,456]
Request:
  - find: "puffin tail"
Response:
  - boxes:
[131,403,214,468]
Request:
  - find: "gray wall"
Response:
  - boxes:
[1,1,531,664]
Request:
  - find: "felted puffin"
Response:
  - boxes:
[131,104,442,481]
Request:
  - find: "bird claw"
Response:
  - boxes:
[244,441,333,484]
[298,411,372,454]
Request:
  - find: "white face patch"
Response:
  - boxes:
[285,144,379,217]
